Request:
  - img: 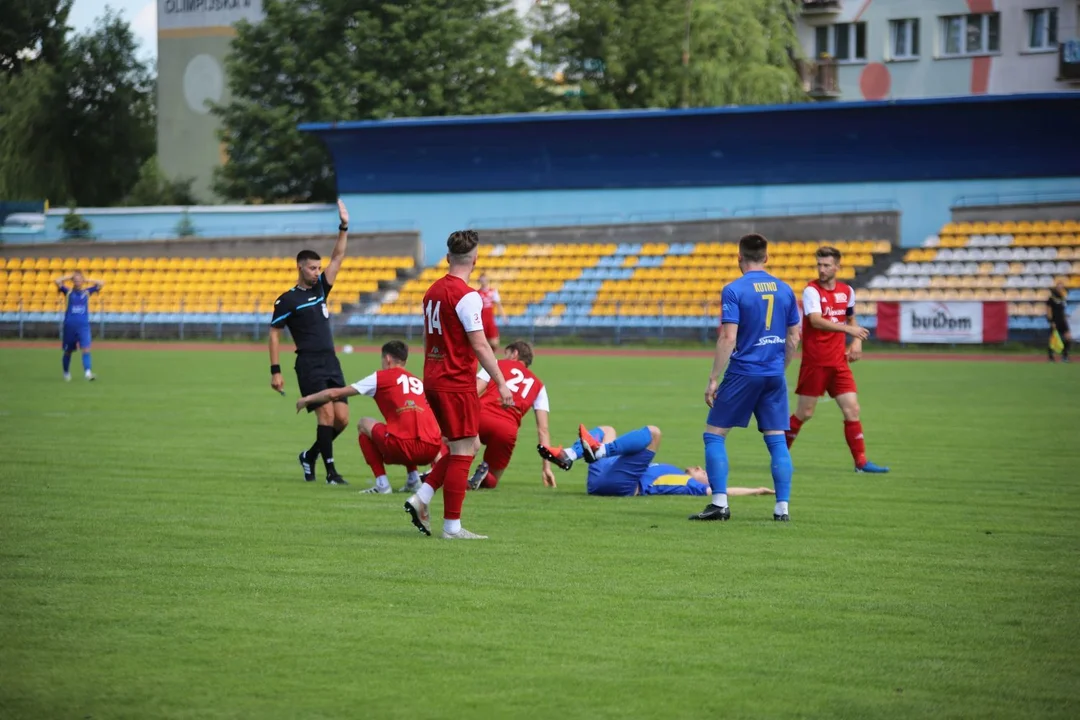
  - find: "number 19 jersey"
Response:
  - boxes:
[422,274,485,392]
[351,367,442,444]
[720,270,800,377]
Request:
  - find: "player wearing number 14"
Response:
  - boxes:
[405,230,514,540]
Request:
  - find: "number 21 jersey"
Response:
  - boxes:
[478,359,549,427]
[422,274,485,392]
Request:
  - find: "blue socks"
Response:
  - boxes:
[703,433,728,495]
[765,434,792,503]
[605,426,652,457]
[82,353,92,372]
[62,353,72,373]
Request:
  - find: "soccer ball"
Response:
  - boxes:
[342,344,354,354]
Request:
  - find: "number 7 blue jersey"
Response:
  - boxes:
[720,270,800,377]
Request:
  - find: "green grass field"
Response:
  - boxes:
[1,346,1079,719]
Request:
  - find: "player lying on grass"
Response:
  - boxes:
[465,340,556,490]
[785,246,889,473]
[539,425,774,498]
[295,340,443,495]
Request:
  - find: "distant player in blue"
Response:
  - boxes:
[54,270,104,381]
[690,233,802,523]
[539,424,774,499]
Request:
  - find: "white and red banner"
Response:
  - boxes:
[876,302,1009,344]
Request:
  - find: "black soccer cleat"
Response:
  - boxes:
[773,513,790,522]
[326,472,348,486]
[688,504,730,521]
[298,451,316,482]
[537,444,573,471]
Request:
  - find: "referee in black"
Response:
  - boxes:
[1047,280,1071,363]
[269,199,352,484]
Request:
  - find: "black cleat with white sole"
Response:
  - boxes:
[688,504,731,521]
[773,513,790,522]
[326,472,348,486]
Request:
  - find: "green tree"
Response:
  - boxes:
[123,156,199,206]
[213,0,547,203]
[0,0,72,74]
[534,0,804,110]
[0,9,155,206]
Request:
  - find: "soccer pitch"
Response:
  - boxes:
[1,345,1078,719]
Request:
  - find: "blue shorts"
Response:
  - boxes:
[706,372,789,432]
[62,324,92,352]
[586,447,657,497]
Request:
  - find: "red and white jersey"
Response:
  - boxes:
[477,359,549,427]
[478,287,501,310]
[423,274,485,392]
[800,279,855,368]
[351,368,442,444]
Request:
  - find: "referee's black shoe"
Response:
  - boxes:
[326,471,348,486]
[688,503,730,521]
[298,451,316,482]
[774,513,790,522]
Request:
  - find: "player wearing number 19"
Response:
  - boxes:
[405,230,515,540]
[295,341,443,496]
[691,233,802,523]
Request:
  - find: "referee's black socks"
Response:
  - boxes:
[317,424,337,473]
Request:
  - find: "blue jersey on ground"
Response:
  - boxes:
[60,286,98,327]
[720,270,800,377]
[640,464,710,496]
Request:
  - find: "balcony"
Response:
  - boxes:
[798,58,841,99]
[799,0,841,15]
[1059,40,1080,83]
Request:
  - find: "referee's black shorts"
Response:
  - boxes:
[295,351,347,411]
[1053,319,1071,337]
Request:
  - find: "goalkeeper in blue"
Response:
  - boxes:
[692,233,802,522]
[539,424,774,499]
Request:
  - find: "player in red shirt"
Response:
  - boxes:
[466,340,557,490]
[294,340,444,494]
[477,273,505,351]
[786,246,890,473]
[405,230,514,540]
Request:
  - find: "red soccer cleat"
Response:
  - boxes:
[578,424,602,464]
[537,444,572,471]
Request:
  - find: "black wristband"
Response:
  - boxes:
[338,223,348,232]
[270,364,281,375]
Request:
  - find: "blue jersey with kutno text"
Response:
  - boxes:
[720,270,800,377]
[60,286,99,327]
[639,463,710,496]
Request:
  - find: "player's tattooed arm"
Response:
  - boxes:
[469,331,514,407]
[846,314,863,362]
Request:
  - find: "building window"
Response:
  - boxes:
[1026,8,1058,50]
[940,13,1000,56]
[889,18,920,60]
[815,22,867,62]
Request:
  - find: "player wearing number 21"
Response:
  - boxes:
[691,233,802,523]
[405,230,514,540]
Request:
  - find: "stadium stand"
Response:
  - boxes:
[862,219,1080,331]
[378,239,891,322]
[0,256,414,314]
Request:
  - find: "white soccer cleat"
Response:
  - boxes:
[467,461,490,491]
[441,527,488,540]
[84,370,95,381]
[63,372,71,382]
[361,483,392,494]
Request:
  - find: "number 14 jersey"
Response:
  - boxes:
[350,367,442,444]
[477,359,549,426]
[422,274,485,392]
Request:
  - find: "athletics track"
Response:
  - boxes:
[0,340,1047,362]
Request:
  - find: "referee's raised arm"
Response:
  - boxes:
[322,199,350,287]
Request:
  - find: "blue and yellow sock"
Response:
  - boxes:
[703,432,728,506]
